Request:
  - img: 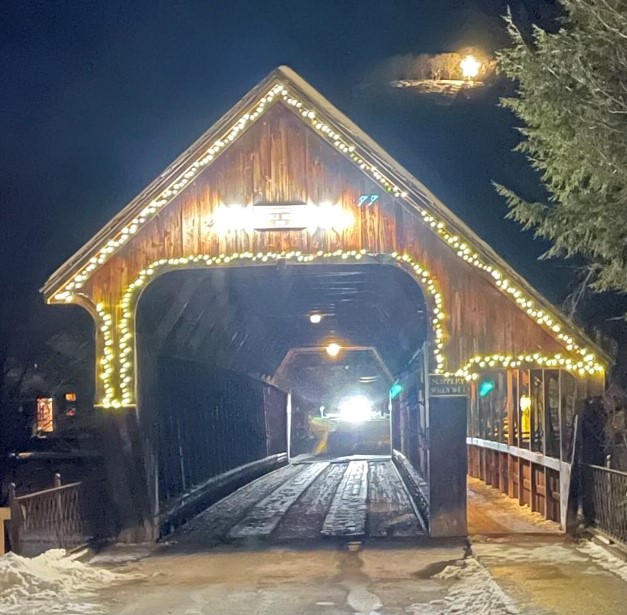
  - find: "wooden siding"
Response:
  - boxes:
[82,102,564,375]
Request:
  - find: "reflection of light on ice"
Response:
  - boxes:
[338,395,373,423]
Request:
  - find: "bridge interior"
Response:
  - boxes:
[135,262,431,537]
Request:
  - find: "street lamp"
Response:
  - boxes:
[460,55,481,80]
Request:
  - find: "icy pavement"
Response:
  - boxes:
[472,539,627,615]
[468,479,627,615]
[91,543,477,615]
[4,537,626,615]
[83,534,627,615]
[4,478,627,615]
[4,476,626,614]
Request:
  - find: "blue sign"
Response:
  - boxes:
[357,194,380,207]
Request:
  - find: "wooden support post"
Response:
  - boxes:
[428,391,468,537]
[95,406,158,542]
[0,508,11,555]
[531,463,538,513]
[500,452,508,495]
[286,391,292,464]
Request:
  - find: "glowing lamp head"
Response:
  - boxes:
[390,383,403,400]
[316,202,354,232]
[338,395,373,423]
[326,343,341,358]
[478,379,495,398]
[213,204,250,234]
[309,313,322,324]
[461,55,481,79]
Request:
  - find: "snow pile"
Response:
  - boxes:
[409,557,519,615]
[474,542,587,565]
[0,549,135,614]
[578,541,627,583]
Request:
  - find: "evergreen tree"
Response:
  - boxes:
[496,0,627,296]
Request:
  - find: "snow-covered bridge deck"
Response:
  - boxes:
[173,458,426,544]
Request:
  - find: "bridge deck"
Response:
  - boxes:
[173,458,426,545]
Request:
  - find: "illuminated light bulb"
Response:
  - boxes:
[461,55,481,80]
[309,313,323,324]
[338,395,373,423]
[325,343,341,358]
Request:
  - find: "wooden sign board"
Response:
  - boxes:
[253,203,310,230]
[429,375,468,397]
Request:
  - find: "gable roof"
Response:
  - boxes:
[42,65,611,369]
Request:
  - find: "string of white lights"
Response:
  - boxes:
[94,302,116,405]
[114,250,445,407]
[49,79,605,407]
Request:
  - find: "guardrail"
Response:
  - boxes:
[583,464,627,548]
[159,453,288,536]
[392,449,430,531]
[8,474,109,556]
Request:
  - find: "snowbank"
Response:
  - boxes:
[0,549,136,614]
[435,558,519,614]
[578,541,627,583]
[408,557,519,615]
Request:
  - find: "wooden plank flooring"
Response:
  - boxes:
[174,458,425,545]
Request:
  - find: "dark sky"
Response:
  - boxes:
[2,0,581,348]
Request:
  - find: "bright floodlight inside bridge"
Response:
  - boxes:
[338,395,374,423]
[325,342,341,357]
[460,54,481,79]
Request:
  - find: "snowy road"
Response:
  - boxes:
[173,458,425,545]
[3,477,627,615]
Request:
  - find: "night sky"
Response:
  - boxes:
[2,0,590,354]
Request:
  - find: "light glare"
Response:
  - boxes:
[461,55,481,79]
[338,395,373,423]
[326,343,341,357]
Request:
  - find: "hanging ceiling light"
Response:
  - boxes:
[326,343,341,358]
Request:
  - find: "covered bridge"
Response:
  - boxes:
[43,66,608,541]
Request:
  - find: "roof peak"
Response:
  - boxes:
[41,66,610,368]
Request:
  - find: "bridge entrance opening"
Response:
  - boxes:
[135,261,432,540]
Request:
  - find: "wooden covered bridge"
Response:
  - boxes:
[42,67,608,542]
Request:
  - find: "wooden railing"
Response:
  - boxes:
[583,464,627,548]
[8,474,110,556]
